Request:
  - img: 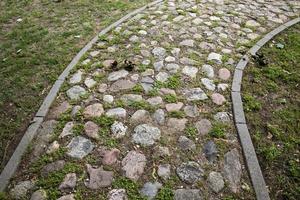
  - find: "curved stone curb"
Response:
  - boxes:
[231,17,300,200]
[0,0,163,192]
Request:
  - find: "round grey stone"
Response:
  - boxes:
[176,162,204,184]
[67,136,94,159]
[132,124,161,146]
[66,86,87,100]
[208,171,224,193]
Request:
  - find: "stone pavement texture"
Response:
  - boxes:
[8,0,299,199]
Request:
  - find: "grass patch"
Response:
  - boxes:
[243,24,300,200]
[163,94,177,103]
[185,125,198,140]
[209,123,226,138]
[168,111,185,118]
[0,0,151,169]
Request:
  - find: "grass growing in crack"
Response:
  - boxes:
[36,162,83,199]
[185,125,198,140]
[209,123,226,138]
[132,84,144,93]
[30,148,67,173]
[128,101,156,113]
[156,186,174,200]
[165,74,181,89]
[112,177,146,200]
[93,115,117,147]
[168,111,185,118]
[163,94,177,103]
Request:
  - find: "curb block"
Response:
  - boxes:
[0,117,43,191]
[0,0,163,192]
[231,17,300,200]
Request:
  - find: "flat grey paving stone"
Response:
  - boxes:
[67,136,94,159]
[140,182,162,200]
[176,161,204,184]
[223,148,242,193]
[30,189,47,200]
[183,88,208,101]
[132,124,161,146]
[174,189,202,200]
[66,85,87,100]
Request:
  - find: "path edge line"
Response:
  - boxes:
[0,0,163,192]
[231,17,300,200]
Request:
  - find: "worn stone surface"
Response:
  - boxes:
[106,108,126,118]
[131,109,151,124]
[83,103,104,118]
[167,118,187,132]
[195,119,212,136]
[176,162,204,184]
[178,136,196,151]
[152,109,165,125]
[41,160,65,176]
[108,70,129,81]
[67,136,94,159]
[57,194,75,200]
[132,124,161,146]
[140,182,162,200]
[174,189,202,200]
[211,93,226,105]
[59,173,77,191]
[10,181,35,200]
[30,190,47,200]
[183,88,208,101]
[85,164,114,189]
[157,164,171,180]
[203,140,218,162]
[84,121,100,139]
[122,150,146,181]
[110,79,136,92]
[111,121,128,138]
[66,86,87,100]
[223,149,242,193]
[208,171,224,193]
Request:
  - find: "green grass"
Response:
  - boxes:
[243,24,300,200]
[0,0,150,169]
[163,94,177,103]
[112,177,146,200]
[209,123,226,138]
[36,162,83,199]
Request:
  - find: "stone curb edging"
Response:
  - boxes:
[0,0,163,192]
[231,17,300,200]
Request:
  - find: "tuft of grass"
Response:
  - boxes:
[243,93,262,112]
[209,123,226,138]
[165,74,181,89]
[156,186,174,200]
[185,125,198,140]
[168,111,185,118]
[163,94,177,103]
[132,84,144,93]
[36,162,83,199]
[128,101,156,113]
